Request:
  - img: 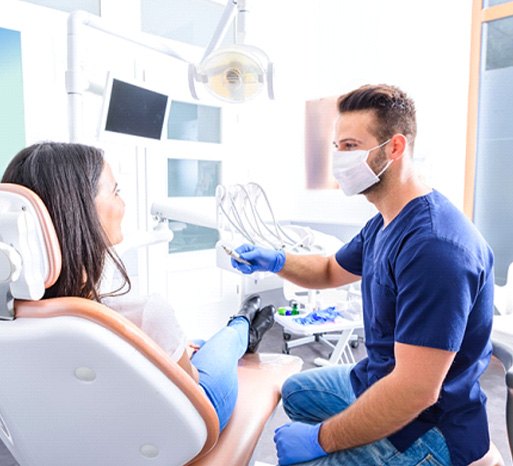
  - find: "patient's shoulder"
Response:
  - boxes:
[102,293,169,310]
[101,294,174,329]
[102,293,175,329]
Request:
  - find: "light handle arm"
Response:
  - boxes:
[201,0,238,62]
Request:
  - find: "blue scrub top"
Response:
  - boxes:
[335,190,494,466]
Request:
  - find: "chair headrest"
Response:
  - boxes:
[0,184,62,318]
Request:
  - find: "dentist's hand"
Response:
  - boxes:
[230,244,286,274]
[274,422,328,465]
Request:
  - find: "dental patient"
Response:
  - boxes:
[1,141,275,431]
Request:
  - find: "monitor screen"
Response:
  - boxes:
[101,77,169,140]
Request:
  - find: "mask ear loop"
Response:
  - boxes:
[376,138,392,150]
[376,159,393,178]
[367,138,393,178]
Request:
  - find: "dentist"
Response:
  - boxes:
[231,84,494,465]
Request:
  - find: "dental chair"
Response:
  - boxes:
[0,183,302,466]
[469,340,513,466]
[493,263,513,351]
[494,263,513,316]
[492,341,513,462]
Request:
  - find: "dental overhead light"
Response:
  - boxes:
[188,0,274,103]
[66,1,273,141]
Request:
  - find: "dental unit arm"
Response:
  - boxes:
[215,182,341,272]
[214,183,353,310]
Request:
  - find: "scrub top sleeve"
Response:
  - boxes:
[394,238,481,352]
[335,230,364,276]
[336,214,382,276]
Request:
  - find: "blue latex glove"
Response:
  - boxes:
[274,422,327,465]
[230,243,286,274]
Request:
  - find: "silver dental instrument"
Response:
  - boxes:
[222,245,252,266]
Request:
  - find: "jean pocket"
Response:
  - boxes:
[416,453,448,466]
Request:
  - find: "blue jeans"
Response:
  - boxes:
[281,365,452,465]
[190,317,248,431]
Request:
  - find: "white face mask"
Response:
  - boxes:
[332,139,391,196]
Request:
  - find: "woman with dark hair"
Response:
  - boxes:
[1,141,275,431]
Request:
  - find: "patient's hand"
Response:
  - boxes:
[178,349,200,383]
[186,342,201,358]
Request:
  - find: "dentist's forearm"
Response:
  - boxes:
[319,343,454,452]
[279,254,359,289]
[319,372,435,452]
[278,254,333,289]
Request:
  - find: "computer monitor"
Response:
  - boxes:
[98,74,169,142]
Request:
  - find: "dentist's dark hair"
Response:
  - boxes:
[1,142,130,301]
[337,84,417,148]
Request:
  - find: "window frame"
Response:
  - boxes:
[464,0,513,216]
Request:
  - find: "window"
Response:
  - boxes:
[466,1,513,284]
[0,27,25,175]
[485,16,513,69]
[165,99,223,254]
[141,0,234,48]
[483,0,513,7]
[167,100,221,143]
[21,0,100,14]
[167,159,221,253]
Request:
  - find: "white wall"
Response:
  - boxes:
[0,0,474,337]
[0,1,68,144]
[238,0,472,215]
